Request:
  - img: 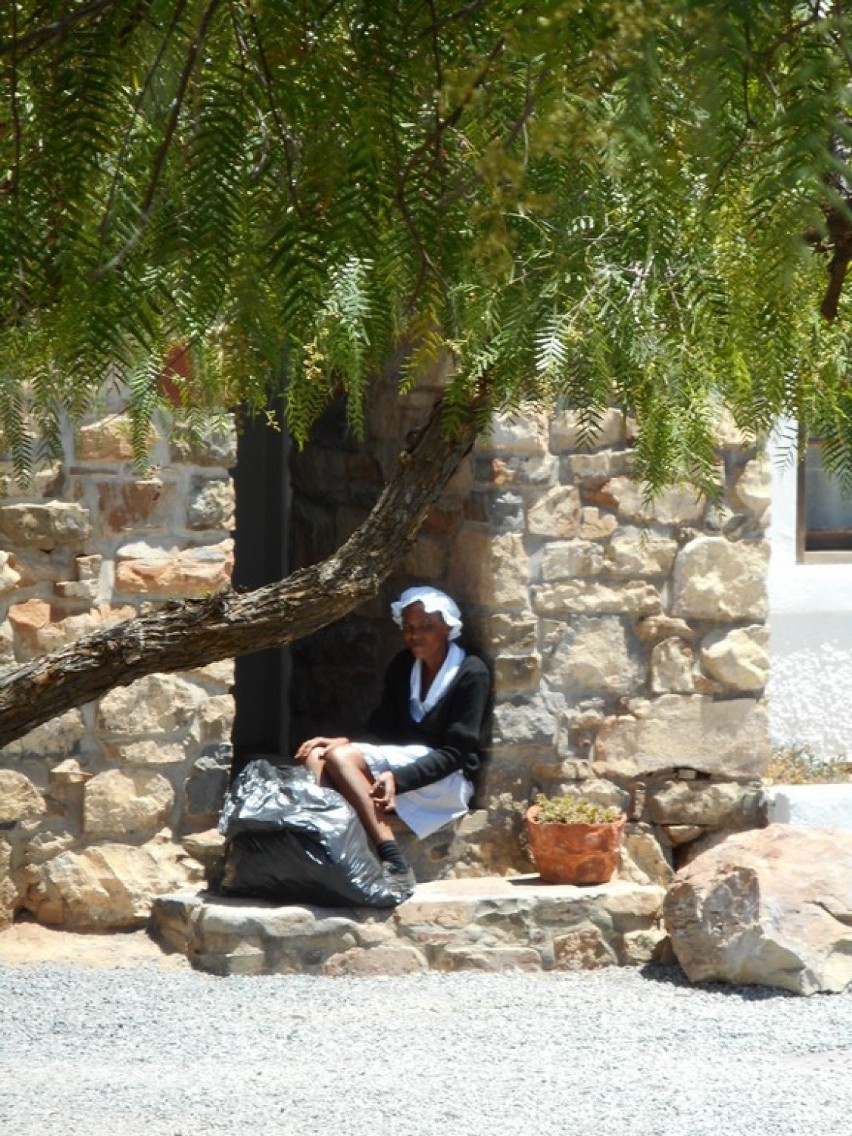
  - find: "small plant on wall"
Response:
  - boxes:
[532,794,622,825]
[765,745,852,785]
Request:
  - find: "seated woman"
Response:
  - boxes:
[294,586,490,892]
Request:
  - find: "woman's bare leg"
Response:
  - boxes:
[321,743,395,846]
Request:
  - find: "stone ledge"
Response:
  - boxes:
[149,875,667,977]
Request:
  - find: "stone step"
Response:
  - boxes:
[150,875,667,977]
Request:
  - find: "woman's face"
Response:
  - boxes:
[400,602,450,668]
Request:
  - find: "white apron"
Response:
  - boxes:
[357,643,473,839]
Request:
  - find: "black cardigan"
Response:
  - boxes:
[365,649,490,795]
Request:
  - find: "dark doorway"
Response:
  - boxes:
[230,410,290,775]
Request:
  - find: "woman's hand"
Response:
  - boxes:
[293,736,349,762]
[370,771,397,812]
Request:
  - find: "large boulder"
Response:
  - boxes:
[663,824,852,995]
[25,835,204,930]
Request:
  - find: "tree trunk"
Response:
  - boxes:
[0,399,480,749]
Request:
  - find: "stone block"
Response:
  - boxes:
[7,597,51,640]
[618,830,674,887]
[187,476,235,530]
[533,581,661,617]
[3,708,86,759]
[75,554,102,580]
[567,450,633,482]
[594,694,769,778]
[541,540,604,580]
[448,529,528,609]
[603,477,706,524]
[169,418,238,467]
[544,616,641,697]
[23,829,76,864]
[48,758,92,804]
[482,611,538,652]
[671,537,768,621]
[731,456,771,517]
[324,943,428,976]
[493,653,542,693]
[526,486,581,537]
[218,942,269,976]
[481,489,524,531]
[650,638,695,694]
[713,407,754,448]
[620,926,668,965]
[32,838,203,930]
[662,825,704,846]
[604,531,678,577]
[484,409,550,455]
[0,502,91,550]
[186,659,236,690]
[393,897,479,931]
[197,694,236,743]
[0,770,45,824]
[147,891,203,952]
[476,453,558,487]
[549,408,628,452]
[181,829,226,881]
[53,579,98,600]
[552,923,618,969]
[184,752,231,818]
[598,880,667,918]
[634,615,695,642]
[576,507,618,539]
[0,461,63,500]
[114,540,233,597]
[647,780,763,828]
[76,414,144,462]
[700,625,768,692]
[439,945,542,972]
[97,479,178,535]
[10,602,135,658]
[0,551,21,592]
[105,739,190,766]
[98,673,200,735]
[492,695,558,748]
[83,770,174,839]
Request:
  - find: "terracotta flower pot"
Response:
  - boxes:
[525,805,625,885]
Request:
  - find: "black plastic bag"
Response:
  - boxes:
[217,758,405,907]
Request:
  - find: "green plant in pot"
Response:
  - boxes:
[525,792,626,885]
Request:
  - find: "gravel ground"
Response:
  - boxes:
[1,959,850,1136]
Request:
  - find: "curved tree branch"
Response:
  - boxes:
[0,396,481,749]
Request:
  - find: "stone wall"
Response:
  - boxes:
[292,394,772,883]
[0,406,236,930]
[0,374,772,932]
[460,407,771,876]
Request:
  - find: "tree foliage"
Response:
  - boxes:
[2,1,852,491]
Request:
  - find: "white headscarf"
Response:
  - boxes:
[390,586,463,641]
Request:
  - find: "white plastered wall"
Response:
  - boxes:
[767,426,852,757]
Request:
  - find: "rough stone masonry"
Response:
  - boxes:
[290,383,772,889]
[0,395,235,931]
[1,373,772,931]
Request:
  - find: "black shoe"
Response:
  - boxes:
[381,861,416,898]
